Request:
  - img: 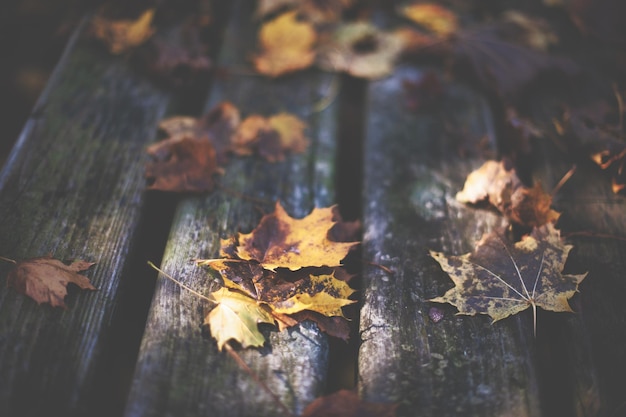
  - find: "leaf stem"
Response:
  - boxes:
[551,164,576,197]
[147,261,214,304]
[194,258,247,266]
[364,260,394,275]
[532,302,537,339]
[224,342,295,417]
[0,256,16,264]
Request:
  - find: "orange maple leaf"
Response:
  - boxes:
[6,256,96,309]
[145,136,219,192]
[456,160,560,227]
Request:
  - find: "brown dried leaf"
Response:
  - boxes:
[91,8,155,54]
[236,202,359,271]
[205,260,355,318]
[288,310,351,339]
[268,273,355,317]
[456,160,560,227]
[7,256,96,309]
[157,101,241,163]
[197,202,359,348]
[145,136,218,192]
[200,101,242,159]
[205,268,354,348]
[233,113,309,162]
[253,11,317,77]
[430,225,587,331]
[204,264,355,344]
[302,390,397,417]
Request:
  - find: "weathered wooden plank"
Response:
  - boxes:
[358,65,541,416]
[527,102,626,416]
[125,2,339,416]
[0,21,172,417]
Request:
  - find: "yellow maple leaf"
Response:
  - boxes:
[236,202,358,271]
[253,11,317,77]
[270,274,355,317]
[91,8,156,54]
[206,288,275,350]
[398,3,458,37]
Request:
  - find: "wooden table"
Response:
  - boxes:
[1,1,625,416]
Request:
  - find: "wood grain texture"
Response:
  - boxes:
[124,2,339,416]
[358,65,541,416]
[526,98,626,417]
[0,22,170,417]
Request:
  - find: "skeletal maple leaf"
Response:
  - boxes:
[145,135,219,192]
[206,288,275,350]
[253,11,317,77]
[235,202,359,271]
[456,160,560,227]
[302,389,397,417]
[91,8,155,54]
[232,113,309,162]
[430,224,587,334]
[6,256,96,309]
